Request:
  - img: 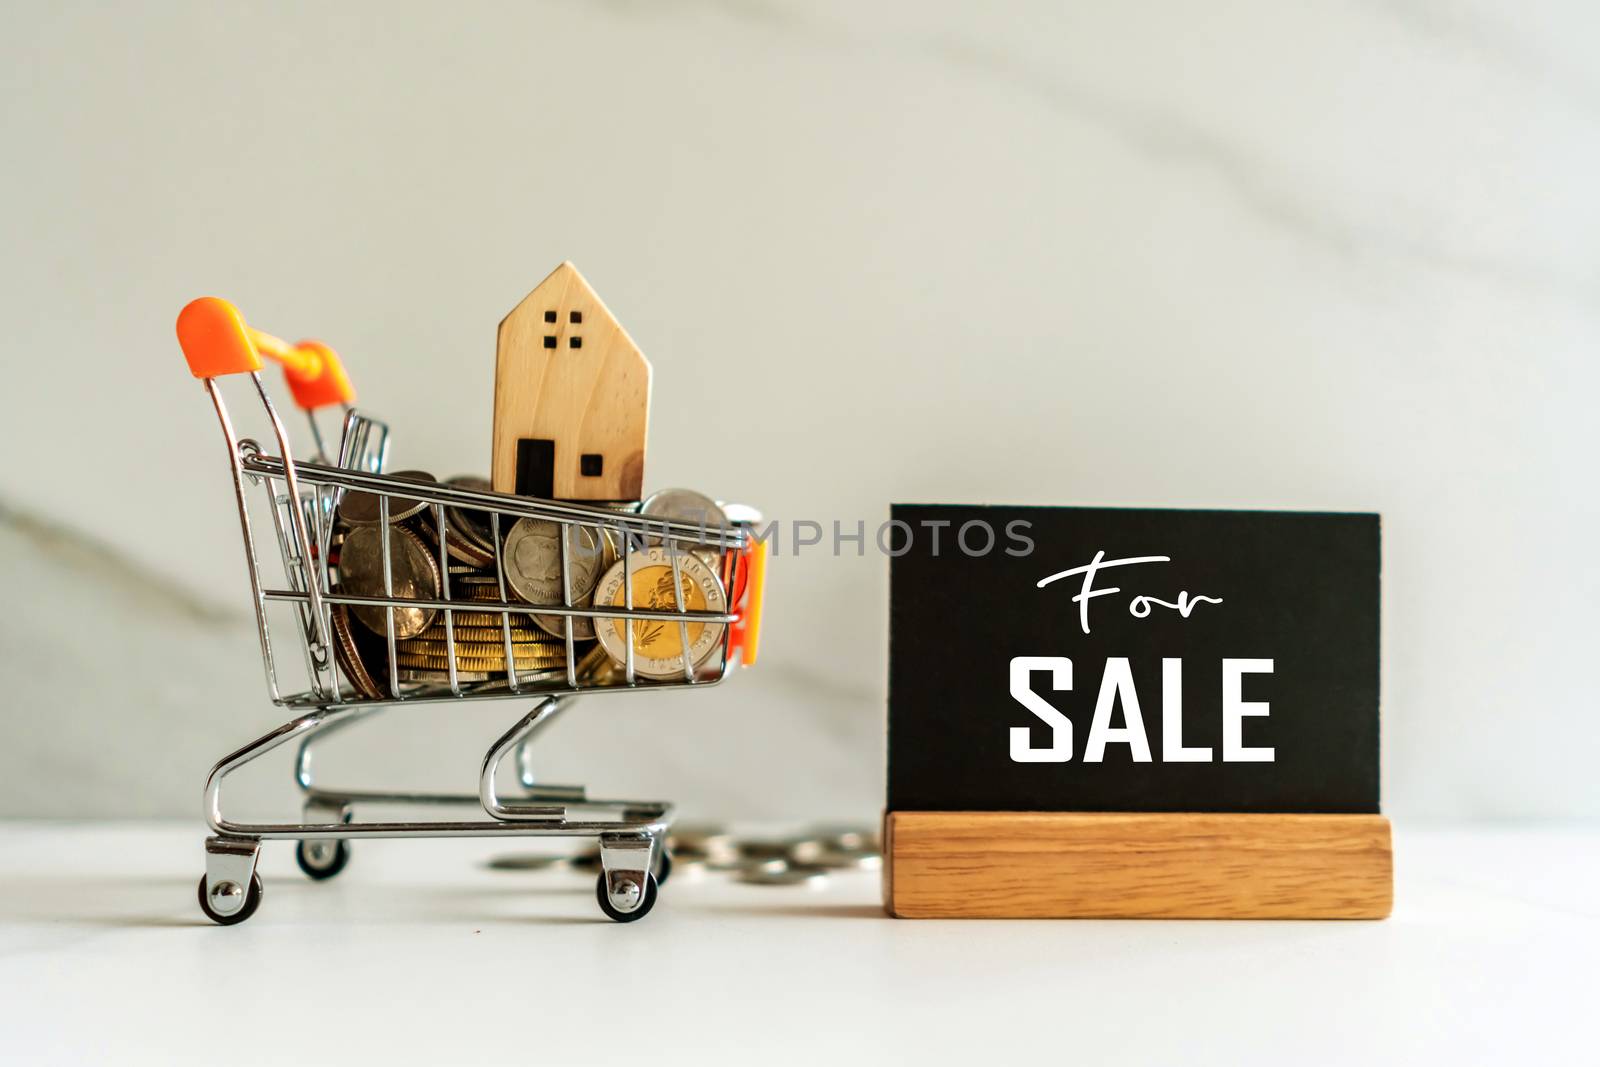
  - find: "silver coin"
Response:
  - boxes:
[735,864,829,888]
[738,839,797,861]
[417,510,498,568]
[598,526,623,572]
[484,853,566,872]
[668,826,739,864]
[710,856,789,875]
[590,546,727,680]
[669,822,736,853]
[640,488,727,565]
[337,524,441,639]
[640,488,724,528]
[502,519,605,638]
[436,475,501,566]
[666,855,709,879]
[337,470,437,526]
[807,825,877,853]
[806,847,882,871]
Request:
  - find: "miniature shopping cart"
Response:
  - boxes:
[176,297,767,925]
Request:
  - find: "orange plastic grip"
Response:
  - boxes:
[176,297,356,409]
[273,337,355,411]
[738,538,767,666]
[177,297,262,378]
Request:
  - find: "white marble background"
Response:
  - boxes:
[1,0,1594,821]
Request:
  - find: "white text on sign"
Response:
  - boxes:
[1008,657,1275,763]
[1036,551,1223,634]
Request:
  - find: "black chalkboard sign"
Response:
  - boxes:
[887,505,1380,815]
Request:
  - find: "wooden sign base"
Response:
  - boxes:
[883,811,1393,919]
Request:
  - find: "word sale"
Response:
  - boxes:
[1008,657,1275,764]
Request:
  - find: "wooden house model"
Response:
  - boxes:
[491,262,652,502]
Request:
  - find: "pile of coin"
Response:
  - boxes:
[487,825,882,889]
[328,476,746,697]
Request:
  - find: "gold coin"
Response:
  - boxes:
[396,667,495,684]
[396,647,570,666]
[396,656,570,674]
[406,617,556,643]
[404,625,561,644]
[397,638,577,657]
[621,569,703,659]
[436,610,545,628]
[462,584,521,601]
[398,667,571,687]
[404,644,612,689]
[591,547,727,680]
[408,615,557,634]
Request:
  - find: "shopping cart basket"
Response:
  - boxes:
[176,297,767,925]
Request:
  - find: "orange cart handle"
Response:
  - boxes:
[737,538,767,666]
[176,296,355,410]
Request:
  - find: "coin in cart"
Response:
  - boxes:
[336,470,438,526]
[503,518,607,640]
[427,474,502,567]
[591,546,727,679]
[337,524,441,639]
[329,605,388,700]
[641,487,726,568]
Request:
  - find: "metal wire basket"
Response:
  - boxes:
[176,296,766,925]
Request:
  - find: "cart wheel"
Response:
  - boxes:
[595,871,659,923]
[654,848,673,887]
[197,872,263,926]
[296,839,351,881]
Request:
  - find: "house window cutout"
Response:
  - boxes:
[570,311,582,324]
[543,335,557,349]
[580,453,603,477]
[544,310,557,323]
[569,336,582,349]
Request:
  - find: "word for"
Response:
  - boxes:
[1008,657,1274,763]
[1036,551,1223,634]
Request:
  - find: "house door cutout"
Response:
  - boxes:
[515,438,555,498]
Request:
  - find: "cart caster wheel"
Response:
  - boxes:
[296,839,351,881]
[197,872,263,926]
[654,848,673,887]
[596,871,659,923]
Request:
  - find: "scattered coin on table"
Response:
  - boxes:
[485,825,882,890]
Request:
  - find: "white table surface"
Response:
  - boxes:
[0,821,1592,1065]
